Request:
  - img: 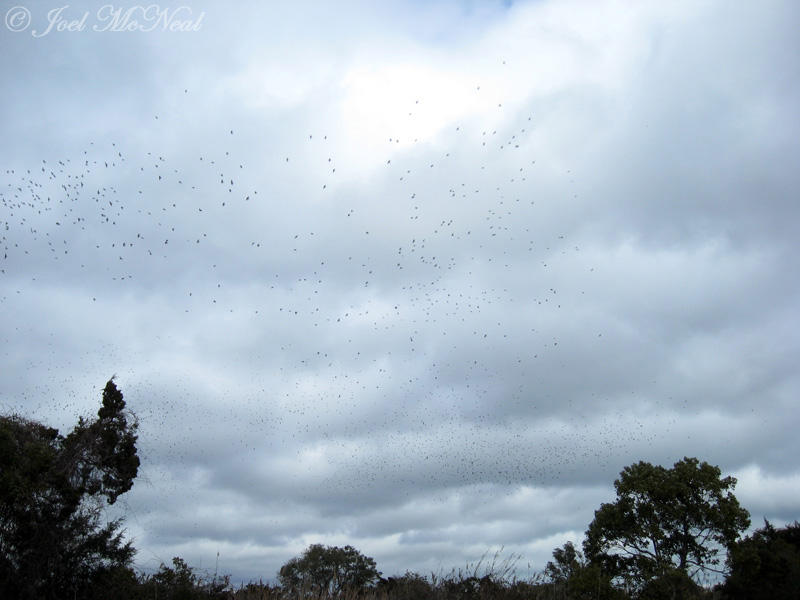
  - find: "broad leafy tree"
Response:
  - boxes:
[278,543,381,596]
[584,457,749,592]
[0,379,140,600]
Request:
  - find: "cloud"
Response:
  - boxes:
[1,0,798,586]
[734,465,800,524]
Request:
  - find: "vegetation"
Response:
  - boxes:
[134,556,232,600]
[720,519,800,599]
[0,379,139,600]
[544,542,623,599]
[2,381,797,599]
[278,544,381,596]
[583,457,750,594]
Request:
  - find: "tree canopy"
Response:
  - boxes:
[0,379,140,600]
[583,457,749,593]
[278,543,382,596]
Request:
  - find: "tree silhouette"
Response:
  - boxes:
[279,543,381,597]
[584,457,749,594]
[545,541,624,599]
[722,520,800,599]
[0,379,140,600]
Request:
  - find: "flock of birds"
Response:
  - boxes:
[0,83,660,509]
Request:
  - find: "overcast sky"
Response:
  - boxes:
[1,0,798,586]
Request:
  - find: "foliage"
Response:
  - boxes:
[376,571,434,600]
[544,542,624,600]
[721,520,800,599]
[278,544,382,597]
[0,379,140,600]
[636,567,704,600]
[544,541,583,583]
[231,580,283,599]
[583,457,749,594]
[137,556,233,600]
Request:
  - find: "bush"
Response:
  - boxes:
[721,520,800,600]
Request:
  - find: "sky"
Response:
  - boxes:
[1,0,799,586]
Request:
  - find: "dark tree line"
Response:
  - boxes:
[1,380,798,599]
[722,519,800,599]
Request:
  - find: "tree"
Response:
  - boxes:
[583,457,749,593]
[278,544,381,597]
[545,542,625,600]
[0,379,140,600]
[545,541,583,583]
[721,520,800,600]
